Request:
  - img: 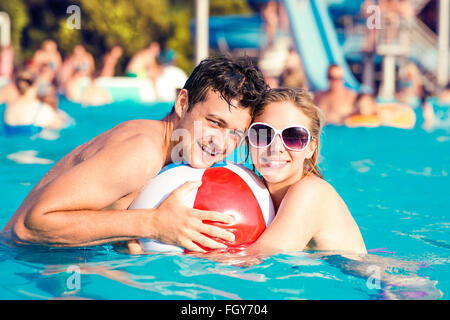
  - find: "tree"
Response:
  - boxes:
[1,0,251,74]
[0,0,29,64]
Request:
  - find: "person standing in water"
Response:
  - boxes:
[3,70,64,131]
[313,64,358,125]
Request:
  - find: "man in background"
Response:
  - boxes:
[313,64,357,125]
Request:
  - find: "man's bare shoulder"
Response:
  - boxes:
[313,91,333,110]
[312,91,326,102]
[49,119,165,179]
[35,119,166,189]
[96,119,163,149]
[97,119,166,165]
[109,119,162,136]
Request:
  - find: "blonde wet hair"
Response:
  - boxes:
[251,87,325,179]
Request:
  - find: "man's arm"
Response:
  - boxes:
[10,134,234,251]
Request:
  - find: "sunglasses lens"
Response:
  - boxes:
[249,124,274,148]
[282,127,310,150]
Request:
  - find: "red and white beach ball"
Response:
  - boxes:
[129,162,275,253]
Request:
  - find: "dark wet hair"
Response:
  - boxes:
[15,70,36,95]
[179,55,268,117]
[327,63,341,74]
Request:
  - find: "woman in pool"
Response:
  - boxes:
[344,92,416,129]
[245,87,366,255]
[3,70,65,132]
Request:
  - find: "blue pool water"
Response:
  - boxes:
[0,97,449,300]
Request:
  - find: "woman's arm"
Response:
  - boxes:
[249,176,326,254]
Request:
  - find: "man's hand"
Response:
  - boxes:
[147,181,236,253]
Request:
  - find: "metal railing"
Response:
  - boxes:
[341,4,441,94]
[0,12,11,47]
[409,0,431,14]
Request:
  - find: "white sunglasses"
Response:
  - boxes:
[248,122,312,151]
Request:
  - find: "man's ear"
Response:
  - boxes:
[173,89,189,118]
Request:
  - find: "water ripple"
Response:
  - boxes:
[6,150,53,165]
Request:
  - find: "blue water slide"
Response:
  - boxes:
[327,0,365,18]
[207,14,264,50]
[283,0,360,91]
[205,0,361,91]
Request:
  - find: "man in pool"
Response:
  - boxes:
[313,64,357,125]
[2,56,268,252]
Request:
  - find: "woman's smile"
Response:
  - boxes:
[260,157,290,169]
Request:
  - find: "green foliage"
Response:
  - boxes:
[165,2,195,74]
[55,19,82,59]
[80,0,171,56]
[210,0,251,16]
[0,0,29,63]
[1,0,251,74]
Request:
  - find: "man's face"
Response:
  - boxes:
[327,66,344,90]
[173,89,252,168]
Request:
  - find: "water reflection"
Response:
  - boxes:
[0,232,444,300]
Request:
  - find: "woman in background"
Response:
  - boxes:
[345,93,416,129]
[3,70,65,134]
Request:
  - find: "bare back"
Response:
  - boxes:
[314,90,357,125]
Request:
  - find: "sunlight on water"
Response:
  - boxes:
[6,150,54,165]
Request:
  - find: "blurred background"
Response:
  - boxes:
[0,0,253,74]
[0,0,448,129]
[0,0,448,115]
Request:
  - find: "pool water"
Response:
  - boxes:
[0,97,449,300]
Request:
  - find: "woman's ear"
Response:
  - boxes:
[306,138,317,160]
[173,89,189,118]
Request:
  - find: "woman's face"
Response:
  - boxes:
[250,101,317,187]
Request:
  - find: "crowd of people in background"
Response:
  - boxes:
[0,0,449,135]
[255,0,448,130]
[0,38,188,133]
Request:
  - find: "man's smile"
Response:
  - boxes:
[197,141,223,158]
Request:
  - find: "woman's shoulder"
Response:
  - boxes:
[278,176,344,227]
[34,102,58,124]
[5,98,40,115]
[37,102,58,116]
[288,175,351,222]
[289,175,337,200]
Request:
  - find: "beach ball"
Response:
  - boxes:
[129,162,275,253]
